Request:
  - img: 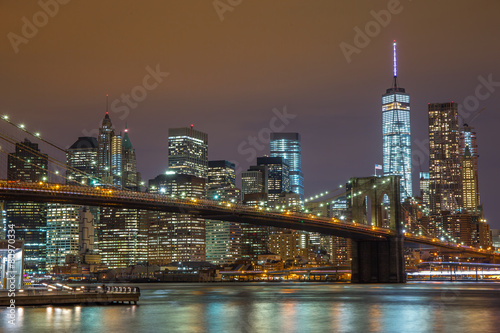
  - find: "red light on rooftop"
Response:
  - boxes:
[190,124,194,128]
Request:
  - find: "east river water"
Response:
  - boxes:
[2,282,500,332]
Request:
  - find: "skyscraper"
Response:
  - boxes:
[97,112,114,185]
[148,173,206,262]
[46,204,80,271]
[461,146,478,212]
[6,139,49,273]
[66,137,98,186]
[206,160,241,265]
[168,126,208,179]
[428,102,461,214]
[270,133,304,201]
[459,124,479,209]
[382,41,412,201]
[256,156,290,205]
[122,128,140,190]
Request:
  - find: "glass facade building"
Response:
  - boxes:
[382,42,412,201]
[168,127,208,179]
[270,133,304,201]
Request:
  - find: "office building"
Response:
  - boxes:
[382,41,412,201]
[270,133,304,201]
[168,126,208,179]
[428,102,461,213]
[6,139,49,273]
[66,137,98,186]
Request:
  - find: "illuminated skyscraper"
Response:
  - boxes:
[6,139,48,273]
[111,134,122,186]
[256,156,290,205]
[122,128,140,190]
[459,124,479,209]
[461,147,479,212]
[270,133,304,201]
[428,102,462,214]
[148,173,206,262]
[382,41,412,201]
[66,137,98,186]
[97,112,114,185]
[168,126,208,179]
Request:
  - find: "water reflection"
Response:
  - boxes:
[2,283,500,332]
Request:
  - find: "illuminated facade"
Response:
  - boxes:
[382,41,412,201]
[168,127,208,179]
[419,172,430,214]
[98,207,147,268]
[270,133,304,201]
[111,134,122,186]
[6,139,48,273]
[148,173,207,262]
[428,102,461,213]
[122,128,140,190]
[46,204,80,271]
[97,112,114,185]
[461,147,478,212]
[256,156,290,204]
[208,160,236,189]
[459,124,479,210]
[242,167,267,196]
[66,137,98,186]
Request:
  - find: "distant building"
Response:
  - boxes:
[428,102,461,214]
[270,133,304,202]
[205,164,242,265]
[6,139,48,273]
[242,167,267,196]
[461,146,479,212]
[208,160,235,189]
[419,172,430,214]
[122,128,140,190]
[256,156,290,205]
[46,204,80,271]
[382,41,412,201]
[168,126,208,179]
[148,172,207,263]
[66,137,98,186]
[97,112,114,185]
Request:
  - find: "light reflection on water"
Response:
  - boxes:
[2,282,500,332]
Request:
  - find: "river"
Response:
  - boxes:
[2,282,500,332]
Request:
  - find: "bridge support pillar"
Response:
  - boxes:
[350,236,405,283]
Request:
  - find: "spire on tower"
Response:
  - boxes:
[393,40,398,88]
[106,94,109,115]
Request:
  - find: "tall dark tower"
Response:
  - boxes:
[382,41,412,201]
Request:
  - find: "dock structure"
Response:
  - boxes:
[0,286,140,306]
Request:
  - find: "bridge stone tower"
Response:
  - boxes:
[347,176,406,283]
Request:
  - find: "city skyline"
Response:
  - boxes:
[1,1,499,229]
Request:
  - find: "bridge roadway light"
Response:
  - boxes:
[2,115,8,120]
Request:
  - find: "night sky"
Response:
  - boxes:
[1,1,499,227]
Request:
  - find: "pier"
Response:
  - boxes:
[0,286,140,306]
